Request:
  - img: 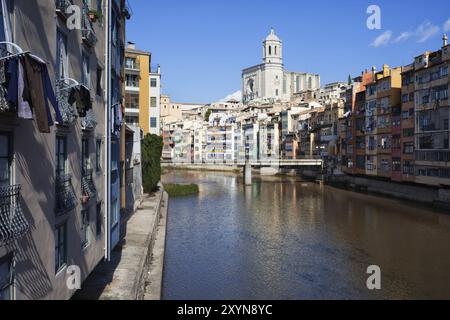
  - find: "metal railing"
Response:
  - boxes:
[80,109,97,130]
[55,174,77,215]
[82,169,97,200]
[82,8,97,47]
[56,79,78,125]
[55,0,73,17]
[0,185,30,246]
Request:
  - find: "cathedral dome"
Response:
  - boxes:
[265,28,280,42]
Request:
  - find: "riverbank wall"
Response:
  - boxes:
[325,174,450,210]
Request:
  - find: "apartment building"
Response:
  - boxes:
[0,0,128,300]
[124,43,150,132]
[414,37,450,186]
[399,64,416,183]
[375,65,402,179]
[149,64,161,135]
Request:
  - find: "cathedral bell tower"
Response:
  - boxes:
[263,28,283,65]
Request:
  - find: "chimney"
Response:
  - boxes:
[443,34,448,47]
[372,66,377,82]
[127,41,136,49]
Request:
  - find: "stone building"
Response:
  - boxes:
[0,0,128,300]
[242,29,320,104]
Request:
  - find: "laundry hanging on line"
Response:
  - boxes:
[0,52,63,133]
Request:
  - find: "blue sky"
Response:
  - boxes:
[127,0,450,103]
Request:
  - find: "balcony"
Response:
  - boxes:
[0,185,30,246]
[82,169,97,203]
[55,174,77,215]
[82,10,97,47]
[80,109,97,131]
[55,0,73,20]
[56,80,77,125]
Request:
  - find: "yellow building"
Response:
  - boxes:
[124,42,151,134]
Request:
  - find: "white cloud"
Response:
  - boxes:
[416,21,440,43]
[370,30,392,47]
[444,18,450,32]
[219,90,242,102]
[394,32,412,43]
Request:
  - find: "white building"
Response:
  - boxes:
[242,29,320,104]
[150,65,161,135]
[318,82,349,104]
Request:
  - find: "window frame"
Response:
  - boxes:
[0,254,13,300]
[55,222,67,274]
[0,131,12,187]
[81,208,90,249]
[55,135,67,178]
[95,139,102,173]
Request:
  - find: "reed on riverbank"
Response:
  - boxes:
[164,184,199,197]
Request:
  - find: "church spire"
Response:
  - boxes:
[263,28,282,64]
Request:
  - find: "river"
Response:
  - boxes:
[161,170,450,300]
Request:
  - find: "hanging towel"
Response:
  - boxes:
[22,54,62,132]
[17,59,33,119]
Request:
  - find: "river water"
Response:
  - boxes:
[161,170,450,300]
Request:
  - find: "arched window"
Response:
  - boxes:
[268,46,272,55]
[275,46,277,55]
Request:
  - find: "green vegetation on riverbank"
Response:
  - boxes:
[164,184,199,197]
[142,134,163,193]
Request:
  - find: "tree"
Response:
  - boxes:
[141,134,163,193]
[348,74,353,86]
[204,109,212,122]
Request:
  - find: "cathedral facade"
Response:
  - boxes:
[242,29,320,104]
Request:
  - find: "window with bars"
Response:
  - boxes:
[81,209,89,249]
[0,256,12,300]
[55,223,67,273]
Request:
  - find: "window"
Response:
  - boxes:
[403,128,414,137]
[56,136,67,177]
[125,57,136,69]
[82,138,89,174]
[0,133,12,187]
[0,256,13,300]
[56,30,68,81]
[55,223,67,273]
[150,117,158,129]
[403,160,414,175]
[95,139,102,172]
[150,97,157,108]
[111,198,119,227]
[96,67,103,96]
[96,202,102,236]
[81,209,89,249]
[392,158,401,172]
[126,74,139,88]
[404,142,414,154]
[150,78,157,87]
[82,54,90,88]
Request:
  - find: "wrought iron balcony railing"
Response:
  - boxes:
[82,169,97,201]
[56,80,77,125]
[55,0,74,19]
[55,174,77,215]
[0,185,30,246]
[82,9,97,47]
[80,109,97,130]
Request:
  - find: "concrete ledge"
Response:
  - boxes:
[144,191,168,300]
[73,184,165,300]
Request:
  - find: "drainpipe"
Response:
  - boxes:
[104,0,112,261]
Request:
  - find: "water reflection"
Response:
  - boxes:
[162,170,450,300]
